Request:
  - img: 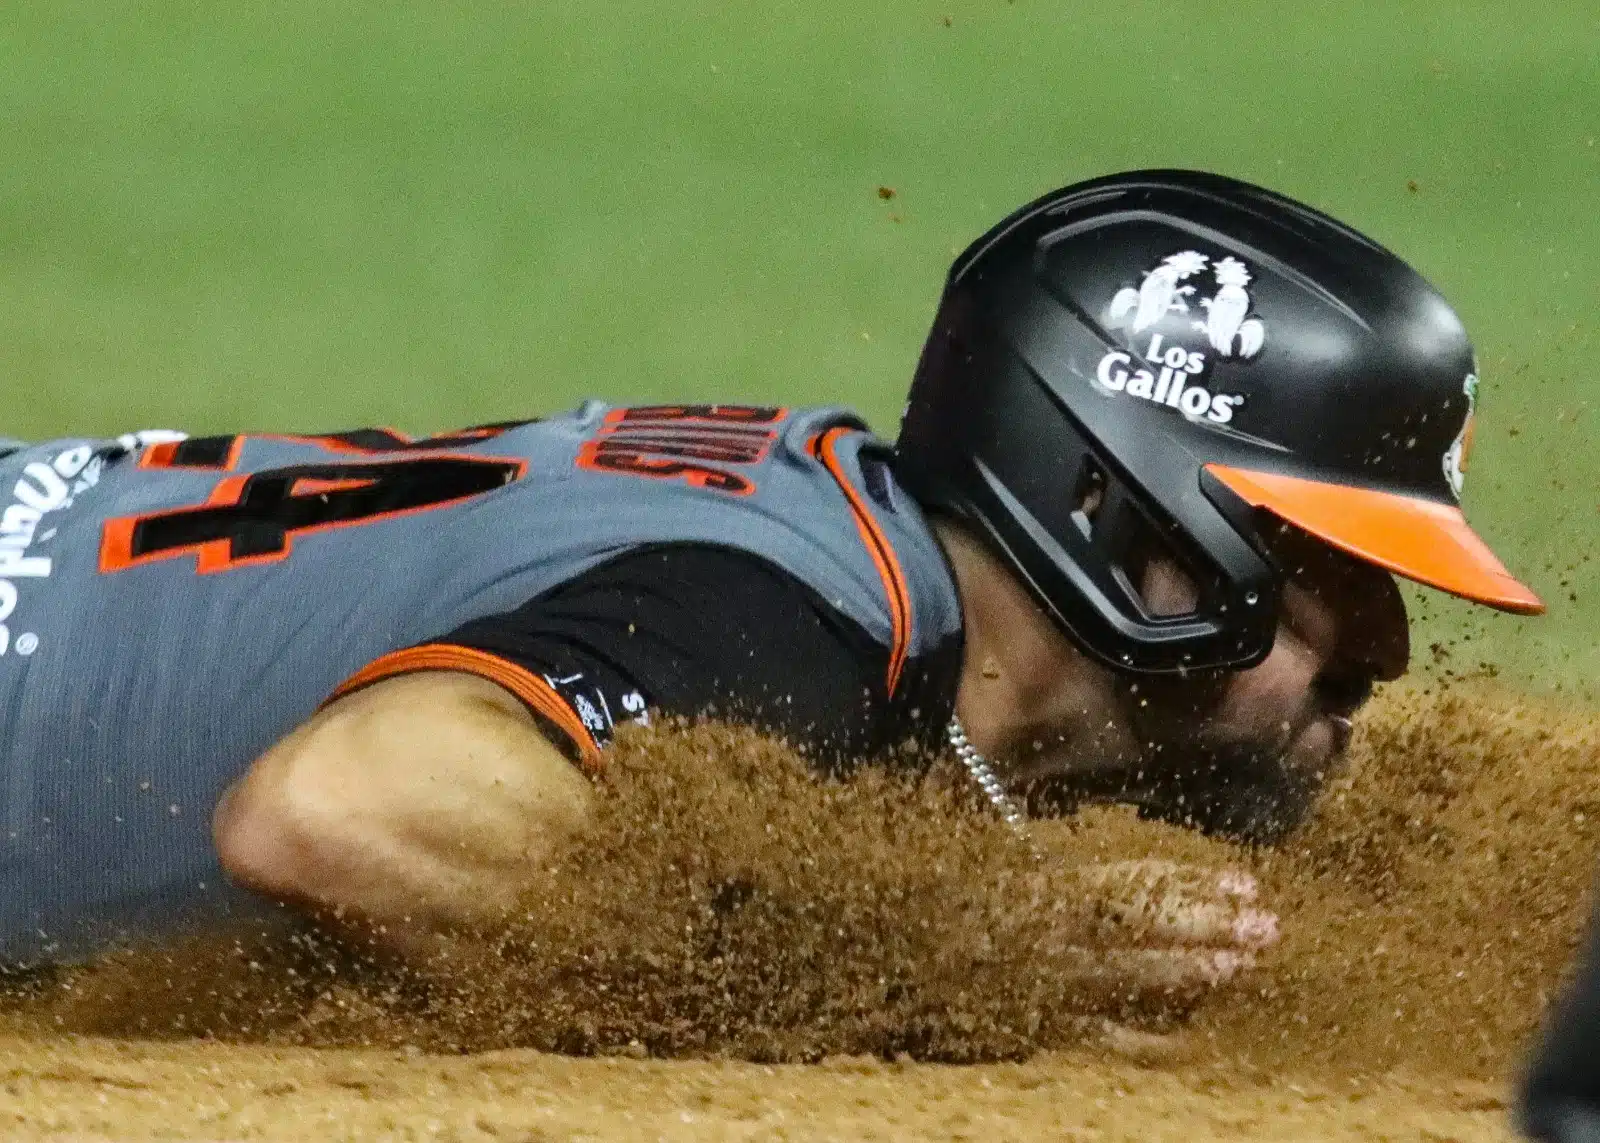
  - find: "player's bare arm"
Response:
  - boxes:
[215,663,1274,995]
[214,672,594,948]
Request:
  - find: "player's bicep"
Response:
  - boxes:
[214,671,595,931]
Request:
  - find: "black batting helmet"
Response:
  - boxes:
[894,170,1542,675]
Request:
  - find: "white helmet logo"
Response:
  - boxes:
[1106,250,1209,332]
[1198,257,1266,359]
[1105,250,1266,360]
[1095,249,1264,425]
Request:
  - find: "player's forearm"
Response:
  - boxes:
[213,673,596,942]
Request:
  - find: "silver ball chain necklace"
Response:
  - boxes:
[946,716,1029,832]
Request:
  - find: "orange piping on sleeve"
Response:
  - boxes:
[328,644,604,773]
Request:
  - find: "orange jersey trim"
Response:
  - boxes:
[139,435,245,470]
[809,427,912,696]
[328,644,604,773]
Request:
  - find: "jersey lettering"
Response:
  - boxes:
[575,405,785,496]
[614,405,783,426]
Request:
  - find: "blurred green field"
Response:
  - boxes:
[1,0,1596,686]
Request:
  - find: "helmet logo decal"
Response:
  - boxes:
[1106,250,1209,332]
[1197,257,1266,359]
[1096,249,1261,425]
[1443,369,1478,499]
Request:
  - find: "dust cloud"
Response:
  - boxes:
[4,683,1595,1083]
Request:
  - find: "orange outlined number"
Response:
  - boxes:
[100,454,525,574]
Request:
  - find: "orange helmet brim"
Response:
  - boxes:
[1205,464,1545,615]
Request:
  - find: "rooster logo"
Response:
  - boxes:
[1105,250,1210,333]
[1196,257,1266,359]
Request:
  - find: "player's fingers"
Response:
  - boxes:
[1076,859,1260,903]
[1103,895,1280,950]
[1215,869,1260,902]
[1230,905,1280,950]
[1077,867,1279,949]
[1075,858,1183,890]
[1148,901,1277,951]
[1043,947,1259,1012]
[1032,862,1278,953]
[1103,947,1256,994]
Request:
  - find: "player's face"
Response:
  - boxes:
[1127,522,1411,842]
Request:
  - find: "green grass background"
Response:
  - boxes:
[1,1,1596,689]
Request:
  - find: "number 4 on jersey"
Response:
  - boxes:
[100,432,526,575]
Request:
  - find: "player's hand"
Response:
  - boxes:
[1042,858,1279,1014]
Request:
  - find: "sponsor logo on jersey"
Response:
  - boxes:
[543,670,650,744]
[0,445,104,656]
[1443,369,1477,499]
[1096,250,1263,425]
[0,430,182,656]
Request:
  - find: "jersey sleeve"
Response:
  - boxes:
[328,544,961,772]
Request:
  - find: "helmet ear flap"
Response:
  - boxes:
[896,303,1282,674]
[895,189,1294,674]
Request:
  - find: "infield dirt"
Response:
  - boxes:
[0,680,1592,1140]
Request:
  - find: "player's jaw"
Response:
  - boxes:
[1130,691,1362,843]
[1011,671,1365,841]
[1123,532,1409,842]
[1024,528,1407,841]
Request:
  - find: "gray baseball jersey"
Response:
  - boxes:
[0,403,962,963]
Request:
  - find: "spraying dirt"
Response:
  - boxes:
[0,681,1595,1140]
